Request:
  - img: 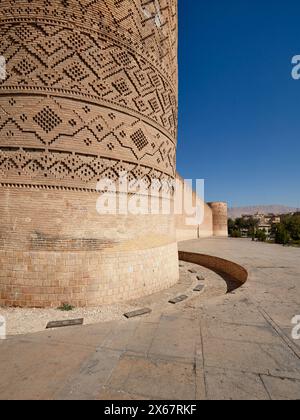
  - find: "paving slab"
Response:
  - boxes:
[107,355,196,400]
[46,318,84,329]
[0,338,93,400]
[201,320,283,345]
[199,296,270,326]
[261,375,300,400]
[205,367,270,400]
[148,314,201,362]
[169,295,188,304]
[193,284,205,293]
[124,308,152,319]
[203,337,300,377]
[54,348,123,400]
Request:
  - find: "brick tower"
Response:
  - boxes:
[0,1,179,307]
[208,202,229,237]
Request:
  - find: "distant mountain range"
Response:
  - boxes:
[228,205,299,219]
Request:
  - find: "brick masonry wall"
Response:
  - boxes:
[0,188,177,252]
[175,174,214,241]
[0,243,179,308]
[0,1,180,307]
[0,186,179,307]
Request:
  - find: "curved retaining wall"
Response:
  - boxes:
[179,251,248,285]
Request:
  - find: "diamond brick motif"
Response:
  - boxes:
[33,107,62,133]
[65,63,89,82]
[0,0,177,189]
[131,129,149,151]
[14,58,36,76]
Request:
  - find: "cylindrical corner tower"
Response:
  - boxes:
[0,0,179,307]
[208,202,228,237]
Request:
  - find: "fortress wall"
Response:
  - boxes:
[0,0,179,307]
[175,175,214,241]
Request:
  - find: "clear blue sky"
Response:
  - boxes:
[177,0,300,208]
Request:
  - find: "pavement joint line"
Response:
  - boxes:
[257,344,288,373]
[260,372,300,381]
[194,319,204,400]
[194,356,204,400]
[145,353,196,365]
[253,302,300,361]
[199,320,208,400]
[192,359,197,400]
[146,313,163,359]
[2,336,101,350]
[199,319,272,328]
[203,364,300,381]
[199,335,284,346]
[119,349,196,365]
[259,374,273,400]
[202,320,270,328]
[102,350,129,393]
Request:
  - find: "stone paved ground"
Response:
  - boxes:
[0,238,300,400]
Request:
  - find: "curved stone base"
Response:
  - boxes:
[0,242,179,308]
[0,187,179,308]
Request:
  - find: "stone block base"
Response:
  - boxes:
[0,243,179,308]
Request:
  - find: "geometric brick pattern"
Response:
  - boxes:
[0,0,178,191]
[33,107,62,134]
[0,94,176,190]
[0,1,179,308]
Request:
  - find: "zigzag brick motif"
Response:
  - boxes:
[0,0,178,191]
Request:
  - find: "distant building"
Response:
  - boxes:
[272,216,281,224]
[240,228,249,238]
[257,223,272,238]
[239,212,282,240]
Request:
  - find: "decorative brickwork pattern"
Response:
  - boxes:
[0,1,179,308]
[0,94,175,190]
[0,0,178,191]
